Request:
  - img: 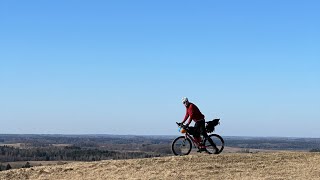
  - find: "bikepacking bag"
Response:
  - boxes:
[187,126,197,135]
[206,119,220,133]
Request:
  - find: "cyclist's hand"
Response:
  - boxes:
[177,122,182,126]
[185,124,190,128]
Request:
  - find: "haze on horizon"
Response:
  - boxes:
[1,1,319,137]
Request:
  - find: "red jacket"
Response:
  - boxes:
[183,103,205,124]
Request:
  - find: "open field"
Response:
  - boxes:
[1,151,320,180]
[0,143,25,148]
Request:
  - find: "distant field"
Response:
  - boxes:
[51,144,72,147]
[0,143,71,148]
[0,143,24,148]
[1,152,320,180]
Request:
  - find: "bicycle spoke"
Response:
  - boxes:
[171,136,192,156]
[204,134,224,154]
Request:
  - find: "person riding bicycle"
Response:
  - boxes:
[179,97,218,153]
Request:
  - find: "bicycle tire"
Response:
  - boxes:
[171,136,192,156]
[204,134,224,154]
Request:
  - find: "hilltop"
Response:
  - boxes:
[1,152,320,180]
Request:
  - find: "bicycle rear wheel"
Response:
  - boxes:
[171,136,192,156]
[204,134,224,154]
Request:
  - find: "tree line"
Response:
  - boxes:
[0,145,156,163]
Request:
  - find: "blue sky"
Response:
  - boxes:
[1,1,319,137]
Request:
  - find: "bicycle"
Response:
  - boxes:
[171,119,224,156]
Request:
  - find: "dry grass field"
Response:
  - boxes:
[2,161,71,169]
[1,151,320,180]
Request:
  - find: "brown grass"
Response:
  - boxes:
[1,152,320,180]
[2,161,72,169]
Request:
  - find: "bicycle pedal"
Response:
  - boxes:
[197,148,206,152]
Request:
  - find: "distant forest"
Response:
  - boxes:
[0,135,173,163]
[224,136,320,150]
[1,134,320,171]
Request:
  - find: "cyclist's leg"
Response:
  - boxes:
[199,120,218,153]
[193,121,202,146]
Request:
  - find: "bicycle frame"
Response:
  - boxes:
[184,131,215,150]
[184,132,201,148]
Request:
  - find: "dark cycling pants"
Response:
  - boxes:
[194,119,209,139]
[194,119,217,151]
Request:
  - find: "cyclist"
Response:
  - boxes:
[179,97,218,153]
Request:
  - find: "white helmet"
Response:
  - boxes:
[182,97,189,104]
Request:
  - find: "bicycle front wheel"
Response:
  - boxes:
[171,136,192,156]
[204,134,225,154]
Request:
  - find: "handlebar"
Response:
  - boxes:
[176,122,188,129]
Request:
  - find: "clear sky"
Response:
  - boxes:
[1,1,319,137]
